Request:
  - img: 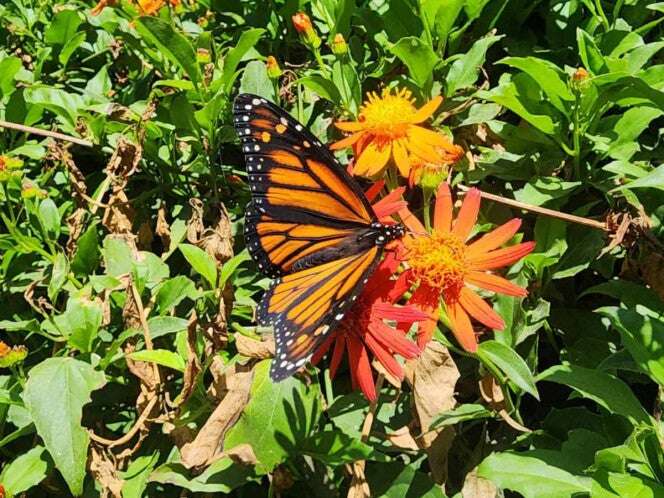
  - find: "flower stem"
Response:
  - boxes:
[0,119,93,147]
[422,188,433,231]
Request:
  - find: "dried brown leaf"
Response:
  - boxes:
[180,363,254,469]
[347,461,370,498]
[137,221,153,249]
[198,204,234,264]
[235,333,275,359]
[90,445,124,498]
[383,426,419,451]
[461,468,498,498]
[186,198,205,244]
[155,204,171,250]
[405,341,460,484]
[103,188,135,236]
[479,375,530,433]
[177,313,202,406]
[371,359,402,390]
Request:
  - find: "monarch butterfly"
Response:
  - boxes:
[233,94,405,381]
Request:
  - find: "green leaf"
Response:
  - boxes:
[219,250,251,288]
[238,60,275,102]
[365,462,447,498]
[225,360,321,473]
[478,452,591,498]
[53,297,103,352]
[58,31,85,66]
[538,364,650,425]
[48,252,69,302]
[0,446,51,495]
[428,403,492,430]
[390,36,440,87]
[446,33,503,96]
[155,275,197,314]
[147,316,191,338]
[23,358,106,496]
[478,73,560,135]
[121,453,159,498]
[102,237,135,277]
[498,56,574,112]
[577,28,606,74]
[129,349,185,372]
[221,28,265,91]
[150,458,256,493]
[0,56,22,96]
[615,164,664,191]
[135,17,202,88]
[179,244,217,287]
[44,10,81,46]
[301,430,375,465]
[477,340,539,399]
[38,198,61,236]
[71,222,100,275]
[298,75,342,104]
[599,308,664,387]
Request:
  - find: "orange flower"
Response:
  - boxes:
[397,183,535,351]
[266,56,282,79]
[331,88,463,179]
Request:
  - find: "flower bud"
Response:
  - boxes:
[331,33,348,57]
[292,12,321,49]
[266,56,282,80]
[196,48,211,64]
[0,155,24,182]
[571,67,591,92]
[0,341,28,368]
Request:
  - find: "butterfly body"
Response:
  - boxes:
[233,94,404,381]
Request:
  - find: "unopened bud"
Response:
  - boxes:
[571,67,591,92]
[266,56,282,79]
[292,12,321,49]
[331,33,348,57]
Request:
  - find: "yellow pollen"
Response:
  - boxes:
[359,88,417,140]
[404,230,468,293]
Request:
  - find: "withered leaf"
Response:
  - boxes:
[90,445,124,498]
[461,468,498,498]
[235,333,275,359]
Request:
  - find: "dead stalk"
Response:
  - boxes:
[0,119,94,148]
[457,184,608,231]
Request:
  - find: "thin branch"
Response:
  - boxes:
[0,119,93,148]
[457,184,608,231]
[89,396,158,448]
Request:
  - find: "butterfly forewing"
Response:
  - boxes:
[233,94,382,380]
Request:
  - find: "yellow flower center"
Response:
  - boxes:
[404,230,468,294]
[360,88,416,140]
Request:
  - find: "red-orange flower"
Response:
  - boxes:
[312,252,425,401]
[292,12,313,33]
[398,183,535,351]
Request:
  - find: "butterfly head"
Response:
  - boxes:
[372,221,405,246]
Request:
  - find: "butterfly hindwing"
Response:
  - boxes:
[261,247,381,380]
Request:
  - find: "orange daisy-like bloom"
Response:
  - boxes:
[330,88,463,179]
[398,183,535,351]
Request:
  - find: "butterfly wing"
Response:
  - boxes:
[233,94,376,277]
[261,247,381,380]
[233,94,382,380]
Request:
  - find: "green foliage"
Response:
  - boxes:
[1,0,663,496]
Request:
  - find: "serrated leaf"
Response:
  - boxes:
[23,358,106,495]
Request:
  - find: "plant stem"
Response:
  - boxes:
[594,0,611,30]
[0,120,93,147]
[456,184,608,231]
[422,188,432,231]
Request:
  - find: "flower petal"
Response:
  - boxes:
[346,334,376,401]
[468,241,536,271]
[458,287,505,330]
[364,331,405,380]
[465,271,528,297]
[452,187,481,241]
[330,132,362,150]
[445,300,478,352]
[467,218,522,256]
[364,180,385,203]
[404,132,441,164]
[434,182,453,233]
[392,139,411,177]
[354,140,391,177]
[398,208,426,235]
[407,283,440,347]
[335,121,366,132]
[311,334,334,365]
[388,271,413,302]
[373,186,407,219]
[329,335,346,378]
[408,125,456,149]
[373,301,428,323]
[410,96,442,123]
